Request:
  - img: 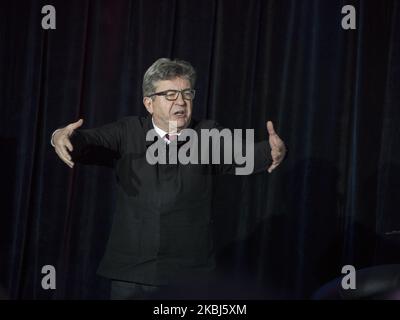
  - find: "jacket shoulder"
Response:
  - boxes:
[192,119,220,130]
[118,116,140,124]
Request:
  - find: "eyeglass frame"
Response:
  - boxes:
[147,89,196,101]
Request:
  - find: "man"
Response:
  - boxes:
[51,58,287,299]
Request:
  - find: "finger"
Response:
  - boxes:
[271,135,286,150]
[68,118,84,131]
[269,135,280,148]
[275,154,283,163]
[266,121,276,136]
[59,140,71,159]
[272,131,284,144]
[56,151,72,168]
[276,140,286,155]
[65,137,74,152]
[271,150,280,161]
[54,139,74,167]
[57,143,72,161]
[55,148,74,168]
[269,138,283,154]
[267,163,278,173]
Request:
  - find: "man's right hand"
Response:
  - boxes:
[52,119,84,168]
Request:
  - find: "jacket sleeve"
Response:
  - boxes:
[69,118,127,166]
[216,139,273,175]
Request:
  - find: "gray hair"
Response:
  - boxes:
[142,58,196,97]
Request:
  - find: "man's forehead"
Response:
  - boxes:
[155,77,191,90]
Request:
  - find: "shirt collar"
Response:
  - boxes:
[151,118,181,138]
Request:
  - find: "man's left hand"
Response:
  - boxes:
[266,121,287,173]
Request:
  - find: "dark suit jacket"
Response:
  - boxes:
[70,115,272,285]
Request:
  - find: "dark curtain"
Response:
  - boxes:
[1,0,399,299]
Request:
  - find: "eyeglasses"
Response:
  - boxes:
[148,89,196,101]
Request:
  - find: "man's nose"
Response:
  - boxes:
[174,92,186,105]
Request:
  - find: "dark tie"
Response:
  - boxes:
[165,133,178,142]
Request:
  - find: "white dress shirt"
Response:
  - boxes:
[151,118,181,144]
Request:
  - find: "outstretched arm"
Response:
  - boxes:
[51,118,126,168]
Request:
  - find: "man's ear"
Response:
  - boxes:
[143,97,153,114]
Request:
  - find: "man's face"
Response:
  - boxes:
[143,77,193,133]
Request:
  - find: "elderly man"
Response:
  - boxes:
[51,58,286,299]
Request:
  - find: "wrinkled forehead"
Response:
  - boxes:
[154,77,191,91]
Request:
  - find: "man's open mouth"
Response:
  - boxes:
[173,110,185,117]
